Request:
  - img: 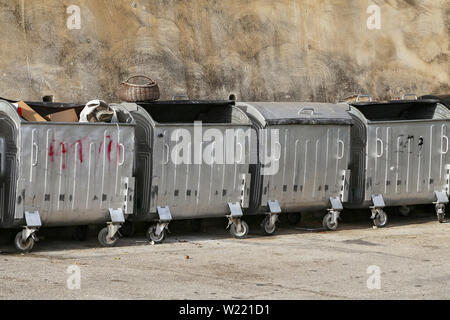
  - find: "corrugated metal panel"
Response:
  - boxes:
[238,102,352,212]
[18,122,135,226]
[349,103,450,207]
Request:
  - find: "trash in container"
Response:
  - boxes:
[0,99,136,252]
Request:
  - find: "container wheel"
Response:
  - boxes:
[119,221,135,238]
[438,213,445,223]
[230,220,249,239]
[260,216,276,235]
[373,211,388,228]
[147,225,166,244]
[322,213,338,231]
[14,232,35,253]
[398,206,412,217]
[97,227,118,247]
[74,225,89,241]
[287,212,301,225]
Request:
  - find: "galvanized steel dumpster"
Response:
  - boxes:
[236,102,352,233]
[120,100,254,242]
[0,100,135,251]
[346,98,450,225]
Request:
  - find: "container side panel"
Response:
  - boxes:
[151,124,251,219]
[262,124,351,211]
[366,121,449,205]
[20,124,134,226]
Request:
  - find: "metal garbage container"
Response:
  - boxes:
[0,100,135,252]
[120,99,254,242]
[236,102,352,233]
[346,95,450,225]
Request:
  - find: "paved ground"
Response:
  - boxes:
[0,208,449,300]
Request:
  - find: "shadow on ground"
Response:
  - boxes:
[0,204,444,254]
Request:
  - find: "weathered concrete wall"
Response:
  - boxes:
[0,0,448,102]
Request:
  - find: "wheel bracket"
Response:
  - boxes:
[370,194,386,220]
[265,200,281,229]
[154,221,170,237]
[21,226,38,242]
[106,222,121,240]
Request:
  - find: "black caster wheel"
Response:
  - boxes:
[230,221,249,239]
[322,213,338,231]
[14,231,35,253]
[147,225,166,244]
[373,211,388,228]
[260,216,276,235]
[98,227,119,247]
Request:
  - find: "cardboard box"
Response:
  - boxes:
[17,101,47,122]
[46,109,79,122]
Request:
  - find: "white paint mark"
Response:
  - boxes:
[367,4,381,30]
[67,5,81,30]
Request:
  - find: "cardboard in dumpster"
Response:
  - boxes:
[17,101,47,122]
[45,108,79,122]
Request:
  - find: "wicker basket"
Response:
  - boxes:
[118,75,160,102]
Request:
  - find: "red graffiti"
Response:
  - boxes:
[98,141,103,156]
[107,140,113,162]
[47,137,89,168]
[60,142,67,169]
[48,142,55,162]
[70,139,84,163]
[97,135,114,163]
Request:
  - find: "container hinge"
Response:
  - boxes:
[122,177,135,214]
[444,164,450,195]
[240,173,251,208]
[14,179,26,219]
[339,170,350,202]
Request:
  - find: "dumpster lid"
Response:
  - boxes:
[237,102,352,126]
[136,100,250,124]
[349,99,449,121]
[137,100,235,108]
[419,95,450,109]
[350,98,440,107]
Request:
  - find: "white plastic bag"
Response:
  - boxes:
[79,99,109,122]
